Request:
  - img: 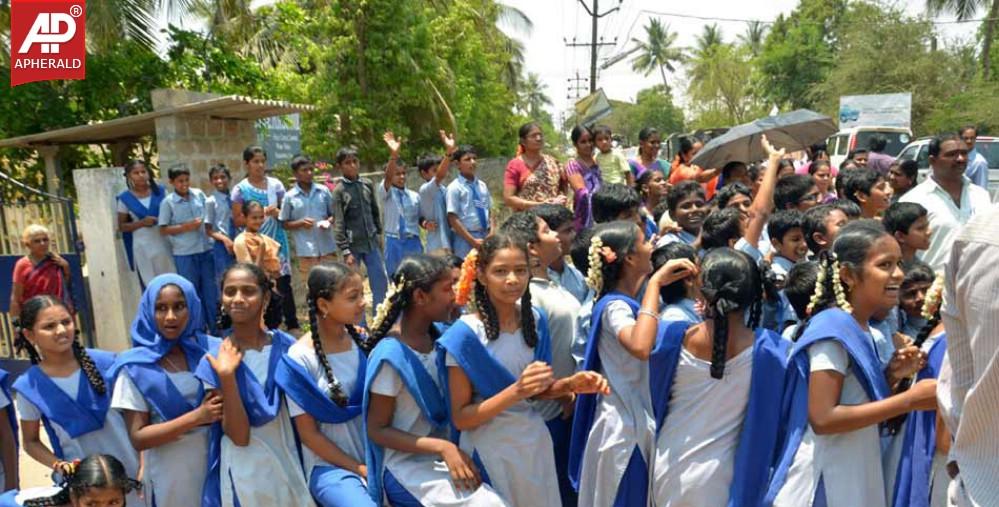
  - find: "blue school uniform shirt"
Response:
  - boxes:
[771,255,795,279]
[548,262,590,304]
[660,298,702,324]
[377,181,422,238]
[279,183,337,257]
[871,308,900,370]
[158,188,211,255]
[446,175,491,233]
[419,179,451,251]
[206,190,235,239]
[656,229,697,248]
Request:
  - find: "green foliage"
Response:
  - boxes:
[630,19,685,91]
[598,86,685,144]
[687,43,768,128]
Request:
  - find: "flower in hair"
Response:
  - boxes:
[921,271,945,321]
[371,275,406,332]
[599,246,617,263]
[455,249,478,306]
[586,237,605,292]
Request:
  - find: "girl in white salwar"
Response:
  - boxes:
[569,221,697,507]
[365,254,508,506]
[111,274,220,507]
[766,220,937,507]
[195,263,314,507]
[440,232,609,507]
[116,160,175,287]
[651,248,788,507]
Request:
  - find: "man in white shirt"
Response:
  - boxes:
[899,134,991,271]
[939,203,999,507]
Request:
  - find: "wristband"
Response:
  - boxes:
[638,310,659,320]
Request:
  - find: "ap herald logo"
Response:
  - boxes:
[10,0,87,87]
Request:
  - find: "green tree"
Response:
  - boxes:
[629,19,685,91]
[687,43,767,127]
[693,24,725,58]
[601,85,685,144]
[518,72,552,118]
[738,21,768,56]
[926,0,999,79]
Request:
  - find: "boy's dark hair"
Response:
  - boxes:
[592,124,613,138]
[768,209,804,243]
[829,198,862,219]
[666,180,706,214]
[499,211,540,245]
[716,183,751,210]
[721,161,748,181]
[335,146,359,165]
[451,144,477,162]
[167,165,191,180]
[883,202,928,236]
[842,167,882,206]
[209,164,231,180]
[747,163,761,182]
[531,203,574,232]
[291,154,313,171]
[652,242,698,305]
[774,174,815,210]
[897,159,919,181]
[902,259,935,289]
[700,208,743,251]
[651,199,671,225]
[418,154,443,173]
[591,183,641,223]
[802,204,836,254]
[784,261,820,320]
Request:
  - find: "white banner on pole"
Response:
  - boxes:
[838,93,911,129]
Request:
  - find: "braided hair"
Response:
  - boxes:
[699,248,767,379]
[370,255,453,342]
[23,454,141,507]
[16,296,106,395]
[473,232,539,347]
[306,262,369,406]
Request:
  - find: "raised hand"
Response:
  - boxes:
[440,130,457,155]
[651,258,698,287]
[760,134,785,159]
[383,131,402,156]
[206,339,244,377]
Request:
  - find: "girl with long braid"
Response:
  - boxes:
[11,296,139,506]
[439,233,610,506]
[568,221,697,507]
[364,254,508,506]
[194,263,314,507]
[109,274,221,507]
[650,248,788,506]
[274,262,375,506]
[766,220,935,507]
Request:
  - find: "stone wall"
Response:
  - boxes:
[152,89,257,193]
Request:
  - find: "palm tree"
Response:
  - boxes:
[519,72,552,118]
[926,0,999,79]
[693,24,724,59]
[738,21,767,56]
[495,4,533,92]
[629,19,685,91]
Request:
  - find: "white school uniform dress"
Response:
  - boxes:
[285,340,366,474]
[369,342,506,506]
[444,316,561,507]
[15,371,141,507]
[116,193,176,282]
[212,345,314,507]
[653,345,754,506]
[579,300,657,507]
[773,339,888,507]
[111,369,208,507]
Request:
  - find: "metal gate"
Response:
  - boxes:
[0,170,93,359]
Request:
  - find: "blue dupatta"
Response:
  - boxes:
[11,350,117,459]
[764,308,891,504]
[117,184,165,272]
[0,369,17,484]
[110,274,214,422]
[194,329,295,507]
[274,344,367,424]
[891,334,947,507]
[362,338,450,505]
[648,321,790,507]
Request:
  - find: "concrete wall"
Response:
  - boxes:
[73,167,141,351]
[152,89,257,193]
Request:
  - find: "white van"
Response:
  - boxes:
[826,126,913,169]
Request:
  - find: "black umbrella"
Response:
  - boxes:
[689,109,837,169]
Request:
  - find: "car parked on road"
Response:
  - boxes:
[826,126,912,169]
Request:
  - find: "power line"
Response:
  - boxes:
[636,8,997,27]
[565,0,622,93]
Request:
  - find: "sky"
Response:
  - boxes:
[496,0,981,122]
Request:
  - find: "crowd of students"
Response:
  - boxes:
[2,120,993,507]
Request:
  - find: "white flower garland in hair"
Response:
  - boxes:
[586,236,605,292]
[806,256,828,316]
[371,275,406,332]
[830,255,853,314]
[922,271,945,321]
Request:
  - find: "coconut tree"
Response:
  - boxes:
[738,21,768,56]
[519,72,552,118]
[693,23,724,59]
[926,0,999,79]
[630,18,685,91]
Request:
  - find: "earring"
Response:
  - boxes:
[321,310,329,320]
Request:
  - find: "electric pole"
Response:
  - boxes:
[564,0,621,93]
[566,71,589,100]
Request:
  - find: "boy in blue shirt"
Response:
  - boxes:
[418,130,458,255]
[206,164,235,287]
[158,165,217,329]
[380,132,424,277]
[446,144,491,257]
[532,203,590,304]
[767,210,809,278]
[280,154,337,281]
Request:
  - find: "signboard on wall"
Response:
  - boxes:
[838,93,911,129]
[575,89,613,126]
[257,114,301,166]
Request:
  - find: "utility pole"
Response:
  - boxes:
[564,0,621,93]
[566,71,589,100]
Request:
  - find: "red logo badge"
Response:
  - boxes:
[10,0,87,87]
